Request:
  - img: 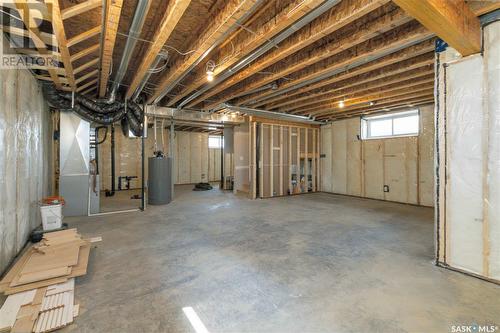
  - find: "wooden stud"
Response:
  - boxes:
[259,123,264,198]
[67,25,101,48]
[98,0,124,97]
[296,127,300,194]
[125,0,190,99]
[70,44,99,63]
[312,128,316,192]
[279,126,283,196]
[269,124,273,197]
[288,126,292,195]
[252,121,257,199]
[61,0,101,20]
[393,0,480,56]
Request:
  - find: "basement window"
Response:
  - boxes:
[361,110,419,140]
[208,135,223,149]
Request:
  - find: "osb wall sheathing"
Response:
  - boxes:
[0,37,53,274]
[320,104,434,207]
[97,129,221,190]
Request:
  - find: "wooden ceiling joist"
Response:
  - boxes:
[1,25,58,46]
[204,21,434,110]
[48,0,76,89]
[76,69,99,85]
[328,97,434,120]
[248,41,435,107]
[185,0,391,109]
[393,0,480,56]
[98,0,124,97]
[195,6,412,109]
[165,0,325,106]
[74,57,99,75]
[70,43,99,63]
[324,95,435,120]
[266,61,434,110]
[76,78,98,92]
[61,0,102,20]
[146,0,262,104]
[282,69,434,112]
[67,25,101,48]
[14,1,62,88]
[125,0,192,99]
[80,86,97,96]
[311,85,434,117]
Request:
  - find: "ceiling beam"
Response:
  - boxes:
[48,0,76,89]
[74,57,99,75]
[185,0,391,109]
[328,98,434,120]
[1,25,58,46]
[80,86,97,96]
[70,43,99,63]
[76,69,99,84]
[67,25,101,48]
[125,0,192,99]
[311,85,434,117]
[392,0,480,56]
[283,69,434,112]
[165,0,325,106]
[98,0,124,97]
[14,2,62,89]
[77,78,98,92]
[147,0,263,104]
[203,21,434,110]
[193,6,411,109]
[248,41,435,107]
[61,0,101,20]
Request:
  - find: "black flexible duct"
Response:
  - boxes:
[41,83,143,136]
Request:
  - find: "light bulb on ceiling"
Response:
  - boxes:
[206,70,214,82]
[338,100,345,108]
[369,101,375,106]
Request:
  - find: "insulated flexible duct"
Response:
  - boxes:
[42,84,144,136]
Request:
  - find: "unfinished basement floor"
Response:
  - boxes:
[63,186,500,333]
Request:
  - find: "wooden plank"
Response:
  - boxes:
[70,44,99,63]
[269,125,273,197]
[98,0,124,97]
[0,290,36,332]
[76,69,98,84]
[67,25,101,48]
[247,40,435,107]
[147,0,261,104]
[200,7,412,109]
[125,0,191,99]
[393,0,480,56]
[74,58,99,75]
[61,0,101,20]
[279,126,283,196]
[14,2,62,88]
[1,25,57,47]
[188,0,391,109]
[166,0,325,106]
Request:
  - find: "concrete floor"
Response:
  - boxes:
[61,185,500,333]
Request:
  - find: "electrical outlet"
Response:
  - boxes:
[383,185,390,192]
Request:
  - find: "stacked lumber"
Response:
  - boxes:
[0,229,100,332]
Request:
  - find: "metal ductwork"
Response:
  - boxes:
[42,83,144,136]
[222,104,325,125]
[176,0,342,108]
[108,0,151,102]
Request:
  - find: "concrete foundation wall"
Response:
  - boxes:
[0,65,53,274]
[320,105,434,206]
[97,128,221,190]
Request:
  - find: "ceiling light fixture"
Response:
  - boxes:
[338,100,345,108]
[206,60,216,82]
[369,101,375,106]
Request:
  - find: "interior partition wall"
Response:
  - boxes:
[248,117,320,199]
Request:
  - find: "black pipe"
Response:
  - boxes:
[94,126,108,175]
[105,124,116,197]
[141,125,145,211]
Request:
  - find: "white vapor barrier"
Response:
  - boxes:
[0,38,53,273]
[445,55,485,274]
[485,22,500,279]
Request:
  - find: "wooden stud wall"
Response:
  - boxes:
[250,120,320,199]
